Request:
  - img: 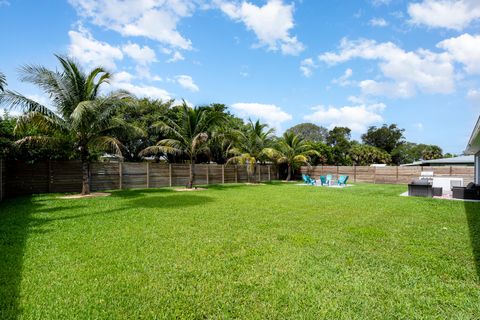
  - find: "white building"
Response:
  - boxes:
[465,116,480,184]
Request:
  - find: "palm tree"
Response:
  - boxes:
[0,55,134,194]
[0,71,6,92]
[227,119,274,182]
[139,102,224,189]
[264,132,319,181]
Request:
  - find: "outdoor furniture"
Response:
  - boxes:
[432,177,463,195]
[319,175,328,186]
[337,175,349,186]
[408,179,435,197]
[302,174,316,186]
[452,183,480,200]
[326,174,333,185]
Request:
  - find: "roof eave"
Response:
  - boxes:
[466,116,480,155]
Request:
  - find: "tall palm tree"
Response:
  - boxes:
[227,119,274,182]
[264,132,319,181]
[0,71,6,92]
[0,55,134,194]
[140,102,224,188]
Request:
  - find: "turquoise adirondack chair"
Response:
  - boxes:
[337,175,349,186]
[326,174,333,185]
[302,174,316,185]
[319,175,327,186]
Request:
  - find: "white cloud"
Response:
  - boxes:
[69,0,195,50]
[359,80,416,98]
[371,0,391,6]
[300,58,317,77]
[468,89,480,106]
[111,80,172,100]
[304,103,385,133]
[437,33,480,74]
[122,43,157,65]
[68,27,123,70]
[167,51,185,63]
[319,38,455,97]
[408,0,480,30]
[369,17,388,27]
[114,71,135,83]
[230,102,292,132]
[218,0,304,55]
[332,68,354,86]
[175,75,199,92]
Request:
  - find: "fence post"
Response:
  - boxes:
[396,166,399,184]
[374,166,377,184]
[258,165,261,182]
[222,165,225,184]
[235,165,238,183]
[336,165,339,179]
[168,164,172,187]
[353,165,357,183]
[119,162,123,189]
[146,162,150,188]
[449,166,453,176]
[268,165,271,181]
[206,165,209,185]
[47,160,52,193]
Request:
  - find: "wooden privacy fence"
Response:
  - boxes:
[1,160,276,199]
[300,165,475,185]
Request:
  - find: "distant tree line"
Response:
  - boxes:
[0,56,452,192]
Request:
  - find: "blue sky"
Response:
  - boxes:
[1,0,480,153]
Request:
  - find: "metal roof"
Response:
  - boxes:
[465,115,480,154]
[402,155,474,166]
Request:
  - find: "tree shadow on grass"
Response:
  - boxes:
[464,201,480,282]
[0,197,43,319]
[129,194,214,209]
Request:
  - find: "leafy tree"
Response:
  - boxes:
[264,132,319,181]
[422,145,443,160]
[443,153,456,158]
[286,123,328,143]
[140,102,224,189]
[0,112,16,157]
[391,142,444,164]
[0,55,134,194]
[227,119,274,182]
[0,71,6,92]
[310,142,334,165]
[115,98,173,161]
[361,124,405,153]
[327,127,352,165]
[349,144,391,166]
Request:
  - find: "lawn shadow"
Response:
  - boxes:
[464,201,480,281]
[0,196,44,319]
[129,194,214,209]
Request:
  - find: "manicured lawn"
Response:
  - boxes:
[1,183,479,319]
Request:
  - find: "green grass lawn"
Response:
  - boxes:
[1,183,479,319]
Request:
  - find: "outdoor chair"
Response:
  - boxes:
[337,175,349,186]
[319,175,328,186]
[302,174,316,185]
[326,174,333,185]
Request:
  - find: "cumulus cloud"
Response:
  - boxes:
[437,33,480,74]
[68,27,123,70]
[175,75,199,92]
[467,89,480,107]
[68,0,195,50]
[230,102,292,132]
[167,51,185,63]
[319,38,455,98]
[304,103,385,133]
[369,17,388,27]
[408,0,480,30]
[122,43,157,65]
[332,68,354,87]
[300,58,317,77]
[218,0,304,55]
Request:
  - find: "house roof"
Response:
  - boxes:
[465,115,480,154]
[402,155,474,166]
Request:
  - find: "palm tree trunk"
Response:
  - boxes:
[81,160,90,195]
[188,157,195,189]
[286,163,292,181]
